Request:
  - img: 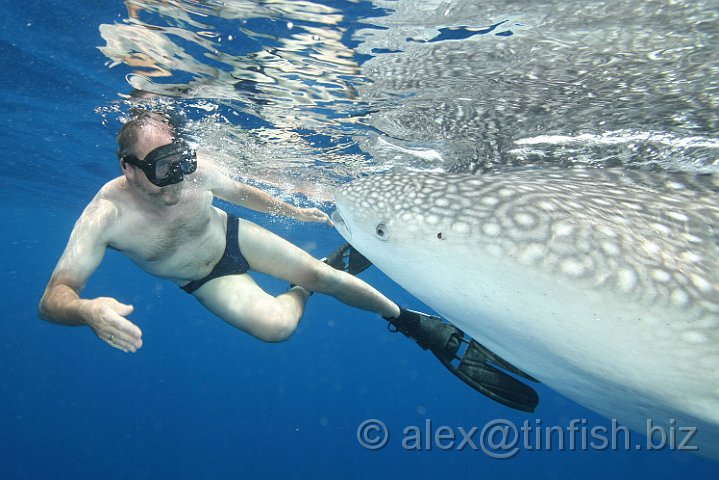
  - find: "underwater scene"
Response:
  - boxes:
[1,0,718,478]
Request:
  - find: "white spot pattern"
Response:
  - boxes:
[336,168,719,320]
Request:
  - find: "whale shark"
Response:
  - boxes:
[332,167,719,459]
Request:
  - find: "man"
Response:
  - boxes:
[39,111,401,349]
[39,112,538,411]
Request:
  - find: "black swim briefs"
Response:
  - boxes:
[181,213,250,294]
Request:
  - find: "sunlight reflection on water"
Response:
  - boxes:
[97,0,719,201]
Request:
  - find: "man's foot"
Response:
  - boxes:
[384,308,463,355]
[384,308,540,412]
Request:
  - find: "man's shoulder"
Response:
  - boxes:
[194,151,235,190]
[82,179,125,224]
[95,177,132,206]
[96,177,126,197]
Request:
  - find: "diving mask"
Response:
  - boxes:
[122,140,197,187]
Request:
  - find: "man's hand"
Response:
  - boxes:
[294,207,334,226]
[83,297,143,353]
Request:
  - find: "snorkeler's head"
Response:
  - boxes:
[117,111,175,158]
[117,111,196,187]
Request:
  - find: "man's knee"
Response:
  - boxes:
[251,304,298,343]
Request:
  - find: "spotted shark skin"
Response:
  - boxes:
[333,168,719,459]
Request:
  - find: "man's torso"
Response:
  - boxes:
[98,178,228,284]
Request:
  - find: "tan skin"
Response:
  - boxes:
[38,121,400,353]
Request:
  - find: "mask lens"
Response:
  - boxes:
[180,154,197,174]
[154,154,183,179]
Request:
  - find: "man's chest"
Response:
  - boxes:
[112,192,221,262]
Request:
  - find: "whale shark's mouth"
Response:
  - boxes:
[331,209,351,241]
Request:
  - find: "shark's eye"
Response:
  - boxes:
[375,223,390,240]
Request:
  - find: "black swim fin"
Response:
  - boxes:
[386,309,539,413]
[322,243,373,276]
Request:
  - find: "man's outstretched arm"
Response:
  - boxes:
[222,182,333,224]
[39,198,142,353]
[199,158,333,225]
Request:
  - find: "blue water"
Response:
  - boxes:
[1,1,717,479]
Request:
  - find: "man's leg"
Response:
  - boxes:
[193,272,311,342]
[237,219,401,319]
[220,222,539,411]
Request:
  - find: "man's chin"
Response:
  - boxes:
[162,195,180,206]
[161,184,182,205]
[146,184,180,204]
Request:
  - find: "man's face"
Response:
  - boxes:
[124,120,183,205]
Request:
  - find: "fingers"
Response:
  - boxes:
[92,298,143,353]
[302,208,333,226]
[103,332,141,353]
[115,314,142,340]
[310,208,333,226]
[101,322,143,353]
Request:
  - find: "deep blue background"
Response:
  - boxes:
[0,1,716,478]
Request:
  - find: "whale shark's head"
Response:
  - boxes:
[333,173,475,262]
[334,174,420,247]
[333,168,719,315]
